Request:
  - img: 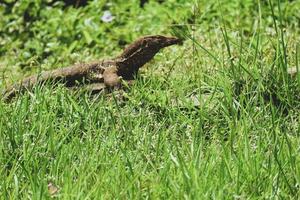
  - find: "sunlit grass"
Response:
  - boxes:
[0,0,300,199]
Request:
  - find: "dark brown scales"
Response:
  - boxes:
[3,35,182,101]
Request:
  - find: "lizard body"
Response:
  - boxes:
[3,35,182,100]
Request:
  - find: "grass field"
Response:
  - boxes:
[0,0,300,199]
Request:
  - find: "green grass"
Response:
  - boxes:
[0,0,300,199]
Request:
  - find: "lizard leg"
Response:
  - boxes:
[81,83,106,95]
[103,66,121,88]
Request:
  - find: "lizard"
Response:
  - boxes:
[3,35,182,101]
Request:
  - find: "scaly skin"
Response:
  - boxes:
[3,35,182,101]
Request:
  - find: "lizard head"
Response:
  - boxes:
[116,35,182,79]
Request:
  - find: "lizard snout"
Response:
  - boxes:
[165,37,183,46]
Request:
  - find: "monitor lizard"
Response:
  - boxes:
[3,35,182,101]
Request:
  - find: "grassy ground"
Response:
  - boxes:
[0,0,300,199]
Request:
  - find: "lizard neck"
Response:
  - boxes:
[113,35,182,80]
[115,47,161,79]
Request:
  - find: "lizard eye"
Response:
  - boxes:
[141,40,147,47]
